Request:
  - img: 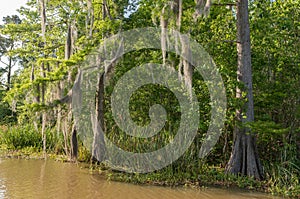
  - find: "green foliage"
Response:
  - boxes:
[0,125,41,149]
[0,89,16,125]
[265,161,300,197]
[0,0,299,197]
[107,163,263,190]
[77,142,92,162]
[0,125,63,152]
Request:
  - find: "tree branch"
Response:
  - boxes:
[0,59,9,67]
[212,3,236,6]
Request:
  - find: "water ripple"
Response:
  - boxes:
[0,159,279,199]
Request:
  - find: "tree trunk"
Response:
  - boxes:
[225,0,263,180]
[65,22,78,161]
[31,64,40,132]
[86,0,94,38]
[160,5,168,66]
[40,62,47,158]
[65,24,72,61]
[39,0,47,158]
[41,112,47,157]
[180,34,193,97]
[91,72,106,162]
[39,0,46,38]
[91,2,110,162]
[70,124,78,161]
[194,0,212,17]
[6,57,12,91]
[172,0,193,96]
[56,62,62,136]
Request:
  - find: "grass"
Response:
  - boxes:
[104,163,300,198]
[0,124,64,152]
[264,161,300,197]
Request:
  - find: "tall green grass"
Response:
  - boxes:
[0,124,63,153]
[265,160,300,197]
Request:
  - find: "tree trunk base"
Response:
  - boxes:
[225,131,264,180]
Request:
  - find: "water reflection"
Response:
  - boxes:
[0,179,7,198]
[0,159,279,199]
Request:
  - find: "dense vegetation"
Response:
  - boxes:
[0,0,299,197]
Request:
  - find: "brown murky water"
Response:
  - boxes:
[0,158,279,199]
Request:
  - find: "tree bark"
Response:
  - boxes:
[56,61,62,136]
[90,1,111,162]
[66,22,78,161]
[87,0,94,38]
[92,72,106,162]
[174,0,193,97]
[180,34,193,97]
[31,64,40,132]
[6,57,12,91]
[70,125,78,161]
[160,5,168,66]
[39,0,47,158]
[40,0,46,38]
[225,0,263,180]
[194,0,212,17]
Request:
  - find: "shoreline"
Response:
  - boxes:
[0,148,276,197]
